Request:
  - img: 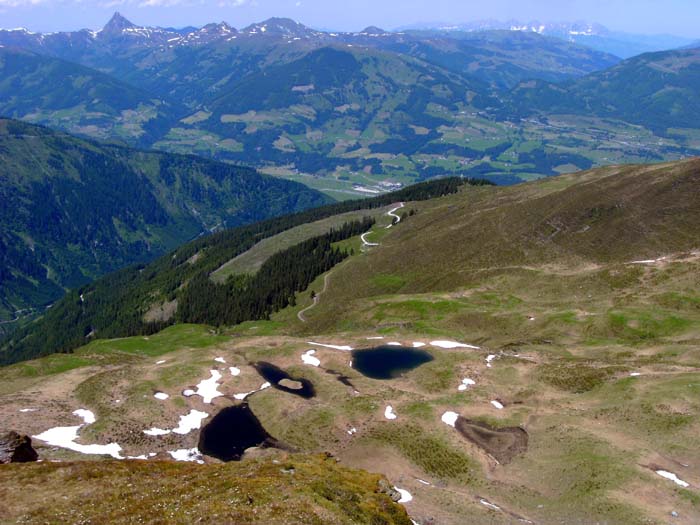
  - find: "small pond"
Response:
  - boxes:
[198,404,273,462]
[253,362,315,399]
[351,346,434,380]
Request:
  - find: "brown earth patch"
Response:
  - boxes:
[454,418,528,464]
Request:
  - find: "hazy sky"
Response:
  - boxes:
[1,0,698,38]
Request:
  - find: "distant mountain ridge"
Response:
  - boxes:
[397,19,695,58]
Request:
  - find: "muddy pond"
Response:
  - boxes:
[198,404,275,462]
[351,346,434,380]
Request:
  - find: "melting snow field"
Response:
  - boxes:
[233,382,271,401]
[144,427,170,437]
[656,470,690,488]
[458,378,476,391]
[384,405,398,420]
[441,411,459,428]
[395,487,413,503]
[308,341,353,351]
[480,498,501,511]
[33,409,123,459]
[194,370,224,404]
[143,410,209,437]
[431,340,480,349]
[301,349,321,367]
[173,410,209,435]
[168,448,204,464]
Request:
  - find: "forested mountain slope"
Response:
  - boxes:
[0,118,329,324]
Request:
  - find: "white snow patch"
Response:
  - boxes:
[214,357,226,363]
[233,382,271,401]
[156,360,166,365]
[417,478,431,485]
[33,409,122,459]
[491,400,504,410]
[412,342,426,348]
[441,411,459,427]
[19,408,38,413]
[387,342,402,346]
[168,448,204,464]
[74,409,96,425]
[395,487,413,503]
[172,410,209,435]
[384,405,398,420]
[302,349,321,367]
[308,341,353,351]
[630,372,642,377]
[430,340,480,349]
[656,470,690,488]
[486,354,496,368]
[480,498,501,511]
[182,389,195,397]
[458,378,476,391]
[154,392,169,400]
[229,366,241,376]
[347,427,357,435]
[144,428,170,437]
[194,370,223,404]
[367,336,385,340]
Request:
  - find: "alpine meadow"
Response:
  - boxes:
[0,3,699,524]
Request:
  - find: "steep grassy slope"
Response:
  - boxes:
[0,118,329,324]
[308,158,700,328]
[0,47,174,145]
[0,455,411,524]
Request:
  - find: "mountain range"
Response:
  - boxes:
[397,19,695,58]
[1,12,698,197]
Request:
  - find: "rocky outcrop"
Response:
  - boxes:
[0,431,39,463]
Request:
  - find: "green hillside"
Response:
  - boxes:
[0,118,329,325]
[1,160,698,524]
[0,176,471,364]
[509,47,700,135]
[0,47,174,146]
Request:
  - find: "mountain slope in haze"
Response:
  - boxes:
[508,47,700,134]
[388,29,620,88]
[0,118,330,324]
[0,47,174,146]
[400,20,694,58]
